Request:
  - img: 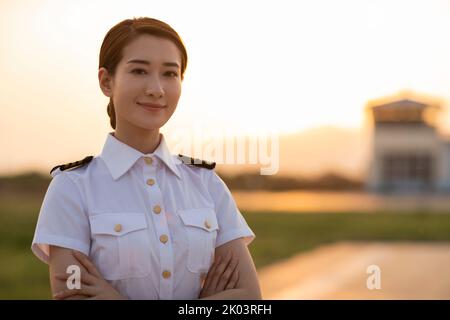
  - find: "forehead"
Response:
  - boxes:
[120,34,181,64]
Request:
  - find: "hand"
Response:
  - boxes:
[199,250,239,298]
[53,250,127,300]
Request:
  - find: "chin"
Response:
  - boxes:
[134,120,168,131]
[124,113,171,131]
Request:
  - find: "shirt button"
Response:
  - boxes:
[159,234,168,244]
[146,178,155,186]
[153,205,162,214]
[114,224,122,232]
[204,220,211,229]
[144,157,153,165]
[162,270,171,279]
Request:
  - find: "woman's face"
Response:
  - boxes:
[99,34,182,131]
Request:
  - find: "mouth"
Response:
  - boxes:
[137,102,167,111]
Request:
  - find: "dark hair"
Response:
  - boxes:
[99,17,188,129]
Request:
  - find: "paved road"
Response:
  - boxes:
[258,242,450,299]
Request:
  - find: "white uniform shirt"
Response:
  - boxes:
[31,132,255,300]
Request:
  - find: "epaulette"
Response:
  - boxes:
[50,156,94,175]
[177,154,216,170]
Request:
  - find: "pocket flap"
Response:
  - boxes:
[178,208,219,232]
[90,213,147,236]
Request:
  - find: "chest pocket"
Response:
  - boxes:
[178,208,219,273]
[89,212,151,280]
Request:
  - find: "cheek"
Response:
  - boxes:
[114,85,140,108]
[113,88,139,116]
[166,82,182,100]
[115,74,141,92]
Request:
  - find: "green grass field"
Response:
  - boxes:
[1,194,450,299]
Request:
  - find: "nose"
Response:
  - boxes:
[144,88,164,98]
[144,75,164,98]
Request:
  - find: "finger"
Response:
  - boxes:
[198,288,206,299]
[208,250,233,292]
[224,259,239,290]
[53,289,81,300]
[53,285,95,300]
[54,271,97,285]
[202,253,226,290]
[198,273,206,298]
[210,253,222,272]
[199,272,207,289]
[201,254,222,294]
[233,271,240,289]
[218,252,239,291]
[200,274,212,297]
[72,250,101,277]
[71,250,102,278]
[216,251,238,291]
[226,253,239,284]
[54,273,69,281]
[54,272,96,286]
[81,272,97,285]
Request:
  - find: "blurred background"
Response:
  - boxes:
[1,0,450,299]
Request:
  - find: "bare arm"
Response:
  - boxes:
[48,245,90,299]
[199,238,262,300]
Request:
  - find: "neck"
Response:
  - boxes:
[113,124,161,155]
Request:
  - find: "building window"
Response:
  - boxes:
[382,153,433,190]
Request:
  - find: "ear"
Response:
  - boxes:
[98,67,113,98]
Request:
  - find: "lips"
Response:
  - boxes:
[137,102,166,111]
[138,102,166,108]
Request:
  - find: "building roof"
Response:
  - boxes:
[367,96,441,126]
[371,99,428,111]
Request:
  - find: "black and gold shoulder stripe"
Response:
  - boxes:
[177,154,216,170]
[50,156,94,175]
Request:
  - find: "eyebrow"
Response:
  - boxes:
[126,59,180,69]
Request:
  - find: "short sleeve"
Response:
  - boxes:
[207,171,255,248]
[31,173,91,264]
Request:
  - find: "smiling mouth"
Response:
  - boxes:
[137,102,167,111]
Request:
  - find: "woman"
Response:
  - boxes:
[31,17,261,300]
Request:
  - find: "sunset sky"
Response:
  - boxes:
[1,0,450,176]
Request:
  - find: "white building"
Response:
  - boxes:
[366,96,450,193]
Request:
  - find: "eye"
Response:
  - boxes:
[131,68,147,75]
[165,71,178,77]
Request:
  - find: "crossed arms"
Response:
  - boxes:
[49,237,262,300]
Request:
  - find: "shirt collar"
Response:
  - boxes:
[100,132,181,181]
